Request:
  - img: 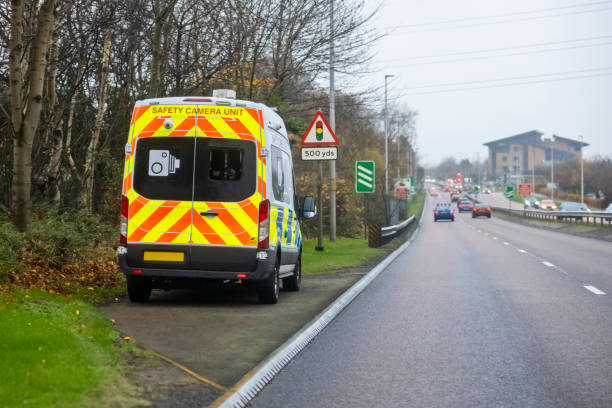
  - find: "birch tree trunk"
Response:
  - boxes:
[9,0,56,232]
[78,0,116,212]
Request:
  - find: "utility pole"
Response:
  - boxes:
[580,135,584,203]
[328,0,336,241]
[550,141,554,201]
[384,74,393,195]
[531,146,535,193]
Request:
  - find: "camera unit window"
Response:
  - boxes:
[193,138,256,202]
[133,137,194,201]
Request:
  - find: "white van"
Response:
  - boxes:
[118,90,315,304]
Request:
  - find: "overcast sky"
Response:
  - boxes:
[358,0,612,167]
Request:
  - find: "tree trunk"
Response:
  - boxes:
[78,0,116,212]
[44,25,63,205]
[9,0,56,232]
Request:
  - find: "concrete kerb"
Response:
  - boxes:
[211,200,426,408]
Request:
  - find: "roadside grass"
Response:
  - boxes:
[302,190,425,276]
[302,238,381,275]
[0,286,144,408]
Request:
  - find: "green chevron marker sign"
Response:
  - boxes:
[356,161,375,193]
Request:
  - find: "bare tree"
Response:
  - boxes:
[8,0,57,231]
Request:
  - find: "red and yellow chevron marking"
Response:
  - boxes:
[122,103,265,247]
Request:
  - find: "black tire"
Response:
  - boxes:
[434,217,437,222]
[126,275,152,303]
[487,215,491,218]
[283,252,301,292]
[258,258,280,304]
[451,217,455,222]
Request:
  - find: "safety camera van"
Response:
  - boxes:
[117,90,315,304]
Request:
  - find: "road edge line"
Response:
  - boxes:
[210,198,426,408]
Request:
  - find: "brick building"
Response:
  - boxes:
[483,130,588,178]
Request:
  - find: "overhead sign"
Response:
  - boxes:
[300,112,339,146]
[301,147,338,161]
[356,161,375,193]
[518,183,531,196]
[505,186,515,199]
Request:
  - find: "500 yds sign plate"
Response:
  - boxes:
[301,147,338,161]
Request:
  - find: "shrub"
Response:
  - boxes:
[0,221,23,283]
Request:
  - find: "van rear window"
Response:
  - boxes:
[132,137,256,202]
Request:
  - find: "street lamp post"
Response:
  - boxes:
[550,142,554,202]
[580,135,584,204]
[384,74,394,195]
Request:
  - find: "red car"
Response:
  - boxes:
[472,204,491,218]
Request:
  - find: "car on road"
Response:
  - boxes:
[434,203,454,222]
[482,188,491,194]
[540,199,557,211]
[450,193,461,202]
[442,186,451,192]
[457,199,474,212]
[524,196,540,209]
[557,202,591,220]
[428,187,439,197]
[472,204,491,218]
[605,203,612,213]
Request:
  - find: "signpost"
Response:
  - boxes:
[518,183,531,196]
[356,160,375,239]
[301,111,338,251]
[505,186,515,199]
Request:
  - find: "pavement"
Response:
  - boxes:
[99,241,408,407]
[250,193,612,408]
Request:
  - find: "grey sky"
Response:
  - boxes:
[361,0,612,167]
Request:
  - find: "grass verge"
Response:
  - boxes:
[302,191,425,276]
[0,286,145,408]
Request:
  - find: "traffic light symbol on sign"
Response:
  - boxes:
[316,121,323,141]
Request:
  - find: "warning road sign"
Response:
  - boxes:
[301,112,339,146]
[356,161,375,193]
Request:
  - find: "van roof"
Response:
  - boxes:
[134,96,287,140]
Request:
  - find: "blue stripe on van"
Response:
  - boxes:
[286,209,293,245]
[276,207,284,245]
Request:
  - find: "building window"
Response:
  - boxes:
[514,156,518,161]
[513,146,519,151]
[502,156,507,162]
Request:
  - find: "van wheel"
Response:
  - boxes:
[127,276,152,303]
[283,253,301,292]
[258,259,280,304]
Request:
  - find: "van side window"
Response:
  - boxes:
[271,146,285,202]
[271,146,293,206]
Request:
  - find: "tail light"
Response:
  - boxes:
[258,199,270,249]
[120,195,128,244]
[486,208,490,211]
[435,210,439,215]
[450,210,454,214]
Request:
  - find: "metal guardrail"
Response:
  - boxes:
[368,216,415,248]
[466,193,612,227]
[490,206,612,226]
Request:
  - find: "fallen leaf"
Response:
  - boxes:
[75,310,80,316]
[123,336,130,341]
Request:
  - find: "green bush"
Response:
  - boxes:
[26,209,116,268]
[0,221,23,282]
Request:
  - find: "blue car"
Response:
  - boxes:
[434,203,455,222]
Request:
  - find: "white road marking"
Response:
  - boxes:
[518,249,527,253]
[584,285,606,295]
[542,261,555,267]
[492,237,498,240]
[484,232,489,236]
[477,230,482,233]
[503,242,509,245]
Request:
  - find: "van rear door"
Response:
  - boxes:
[124,105,197,266]
[190,107,264,271]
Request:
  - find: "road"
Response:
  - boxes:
[249,193,612,408]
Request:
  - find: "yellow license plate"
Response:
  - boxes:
[143,251,184,262]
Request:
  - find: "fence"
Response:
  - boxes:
[368,216,415,248]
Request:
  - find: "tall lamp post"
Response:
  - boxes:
[384,74,394,195]
[550,139,554,201]
[579,135,584,203]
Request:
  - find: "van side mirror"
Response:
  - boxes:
[301,196,316,219]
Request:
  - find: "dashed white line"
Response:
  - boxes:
[503,242,509,245]
[492,237,498,240]
[584,285,606,295]
[518,249,527,253]
[542,261,555,267]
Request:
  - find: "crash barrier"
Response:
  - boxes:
[490,206,612,227]
[368,216,415,248]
